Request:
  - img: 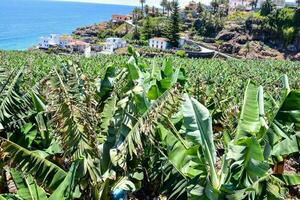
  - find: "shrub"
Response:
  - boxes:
[176,50,187,57]
[282,27,295,45]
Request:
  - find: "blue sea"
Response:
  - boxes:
[0,0,134,50]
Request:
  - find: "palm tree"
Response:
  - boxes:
[145,4,150,16]
[140,0,146,14]
[160,0,168,14]
[211,0,219,13]
[132,7,140,24]
[166,1,172,16]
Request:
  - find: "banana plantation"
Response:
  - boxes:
[0,49,299,199]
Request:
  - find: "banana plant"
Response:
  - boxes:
[152,77,300,199]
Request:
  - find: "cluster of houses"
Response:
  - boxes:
[38,34,128,55]
[184,0,286,12]
[39,34,186,56]
[38,34,91,56]
[37,0,291,56]
[228,0,286,10]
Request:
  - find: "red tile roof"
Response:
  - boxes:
[68,40,89,46]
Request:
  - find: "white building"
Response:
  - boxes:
[68,40,90,53]
[149,37,170,50]
[59,35,74,48]
[103,38,127,53]
[84,46,91,58]
[229,0,252,10]
[39,34,60,49]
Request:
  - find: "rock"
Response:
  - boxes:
[219,42,240,54]
[216,31,235,41]
[235,35,248,45]
[261,50,278,57]
[203,37,215,43]
[292,53,300,61]
[224,22,243,33]
[287,44,297,52]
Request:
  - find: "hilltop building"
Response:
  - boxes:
[229,0,252,10]
[111,14,132,23]
[185,1,198,11]
[228,0,285,10]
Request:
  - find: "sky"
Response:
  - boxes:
[52,0,213,6]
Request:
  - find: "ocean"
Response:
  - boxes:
[0,0,134,50]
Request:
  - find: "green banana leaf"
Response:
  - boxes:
[0,137,67,191]
[236,81,262,139]
[182,94,219,189]
[10,169,48,200]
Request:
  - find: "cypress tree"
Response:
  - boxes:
[166,0,180,47]
[142,16,153,40]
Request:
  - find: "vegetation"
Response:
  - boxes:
[260,0,275,16]
[0,50,299,199]
[175,50,187,57]
[246,7,300,46]
[165,0,180,47]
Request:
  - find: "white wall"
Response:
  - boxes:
[84,46,91,58]
[39,37,49,49]
[39,34,60,49]
[149,39,168,50]
[104,38,126,52]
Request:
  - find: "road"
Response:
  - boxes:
[186,39,237,59]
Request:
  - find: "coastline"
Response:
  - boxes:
[0,0,134,50]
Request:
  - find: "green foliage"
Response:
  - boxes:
[293,8,300,28]
[194,11,224,37]
[0,50,299,199]
[141,16,153,40]
[175,50,187,58]
[165,0,180,47]
[282,27,295,45]
[252,7,299,46]
[227,11,252,21]
[260,0,275,16]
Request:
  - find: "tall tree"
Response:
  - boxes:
[166,0,180,47]
[160,0,168,14]
[294,8,300,28]
[211,0,219,13]
[133,25,140,40]
[166,1,172,16]
[196,2,204,14]
[142,16,153,40]
[140,0,146,14]
[250,0,258,9]
[145,5,150,16]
